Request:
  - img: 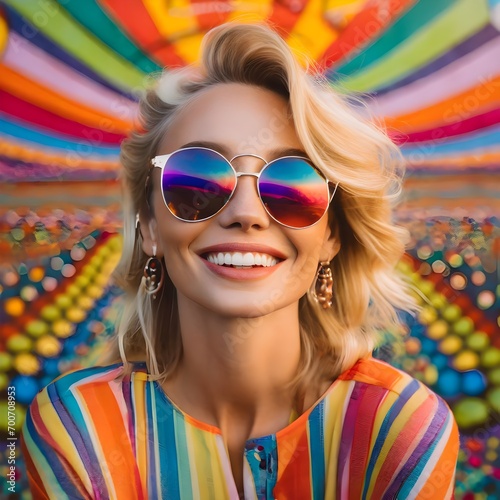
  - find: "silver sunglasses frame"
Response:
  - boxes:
[150,146,338,229]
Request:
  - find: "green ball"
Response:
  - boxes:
[453,398,489,428]
[40,305,61,323]
[489,368,500,386]
[487,388,500,413]
[466,331,490,351]
[441,304,462,323]
[6,334,33,353]
[25,320,49,338]
[0,373,8,390]
[55,294,72,309]
[482,348,500,368]
[0,352,13,371]
[453,317,474,336]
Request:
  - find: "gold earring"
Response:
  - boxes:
[143,244,164,299]
[313,261,333,309]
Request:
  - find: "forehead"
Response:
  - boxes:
[158,83,302,156]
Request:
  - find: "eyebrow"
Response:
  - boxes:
[179,141,310,161]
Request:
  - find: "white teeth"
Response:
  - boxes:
[205,252,279,267]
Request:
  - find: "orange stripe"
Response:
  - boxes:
[415,417,459,500]
[385,76,500,132]
[78,383,141,498]
[274,424,312,497]
[0,65,132,134]
[0,138,119,170]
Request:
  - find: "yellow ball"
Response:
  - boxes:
[13,353,40,375]
[424,364,438,385]
[66,307,86,323]
[52,319,75,338]
[75,275,90,289]
[66,284,81,298]
[439,335,463,355]
[4,297,25,317]
[418,306,438,325]
[453,350,480,371]
[87,284,104,299]
[35,335,62,357]
[427,320,448,340]
[77,296,94,310]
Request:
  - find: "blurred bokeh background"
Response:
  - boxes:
[0,0,499,497]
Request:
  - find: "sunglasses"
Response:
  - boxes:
[150,147,338,229]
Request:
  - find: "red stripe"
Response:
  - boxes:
[319,0,416,70]
[348,385,387,498]
[0,90,126,144]
[99,0,185,67]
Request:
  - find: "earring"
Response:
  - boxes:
[314,261,333,309]
[143,244,164,299]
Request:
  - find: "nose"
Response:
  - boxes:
[216,161,271,231]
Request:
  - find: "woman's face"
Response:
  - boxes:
[147,83,339,318]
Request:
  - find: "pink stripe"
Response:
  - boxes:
[371,37,500,117]
[404,107,500,142]
[3,33,137,122]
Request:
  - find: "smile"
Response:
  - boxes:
[204,252,280,268]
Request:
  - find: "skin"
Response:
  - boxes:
[140,83,340,493]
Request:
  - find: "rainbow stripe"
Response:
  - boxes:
[22,357,459,499]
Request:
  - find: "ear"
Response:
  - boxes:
[138,211,164,258]
[319,223,341,263]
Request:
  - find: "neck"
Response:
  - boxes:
[163,294,303,436]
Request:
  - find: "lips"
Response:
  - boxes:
[197,243,286,278]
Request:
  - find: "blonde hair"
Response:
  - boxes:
[109,22,415,390]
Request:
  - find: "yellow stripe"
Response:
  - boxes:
[37,388,93,493]
[144,0,198,39]
[0,13,8,57]
[323,381,353,498]
[286,0,337,64]
[133,373,149,499]
[226,0,273,23]
[365,387,429,498]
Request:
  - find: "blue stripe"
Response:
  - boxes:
[145,382,158,498]
[0,116,121,156]
[362,379,420,499]
[308,401,326,499]
[154,384,181,498]
[394,398,451,498]
[24,410,85,498]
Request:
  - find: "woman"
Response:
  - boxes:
[22,23,459,499]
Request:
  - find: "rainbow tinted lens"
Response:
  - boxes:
[259,157,330,228]
[161,148,235,221]
[159,148,330,228]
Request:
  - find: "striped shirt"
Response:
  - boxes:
[21,356,459,499]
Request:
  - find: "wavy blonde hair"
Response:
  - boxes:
[109,22,415,390]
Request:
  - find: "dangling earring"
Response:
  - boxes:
[143,244,164,299]
[313,261,333,309]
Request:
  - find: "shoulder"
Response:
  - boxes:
[27,362,147,414]
[335,356,458,429]
[331,356,459,490]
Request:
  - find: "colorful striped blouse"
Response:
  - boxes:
[22,356,459,499]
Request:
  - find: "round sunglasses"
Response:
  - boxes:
[149,147,338,229]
